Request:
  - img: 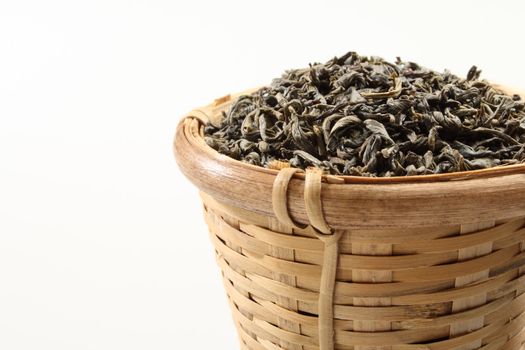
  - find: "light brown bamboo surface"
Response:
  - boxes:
[173,85,525,350]
[202,191,525,349]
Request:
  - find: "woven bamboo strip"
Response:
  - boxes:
[207,209,525,274]
[351,240,393,350]
[211,221,522,285]
[267,216,303,350]
[214,227,525,304]
[450,221,495,350]
[204,200,525,349]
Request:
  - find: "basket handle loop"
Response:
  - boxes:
[272,167,308,230]
[304,168,333,236]
[272,167,337,235]
[272,167,342,350]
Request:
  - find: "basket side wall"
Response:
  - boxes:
[201,192,525,349]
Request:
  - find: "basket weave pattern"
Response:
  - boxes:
[202,190,525,349]
[174,91,525,350]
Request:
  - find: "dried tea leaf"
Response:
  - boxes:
[204,51,525,177]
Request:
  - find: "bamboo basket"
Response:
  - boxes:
[173,86,525,350]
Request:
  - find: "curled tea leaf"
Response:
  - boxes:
[364,119,394,144]
[204,51,525,177]
[329,115,362,137]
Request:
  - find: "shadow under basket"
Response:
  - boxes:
[173,87,525,350]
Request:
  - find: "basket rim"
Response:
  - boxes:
[173,86,525,229]
[187,86,525,184]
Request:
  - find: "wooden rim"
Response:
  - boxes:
[173,87,525,229]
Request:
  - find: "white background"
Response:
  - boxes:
[1,1,525,349]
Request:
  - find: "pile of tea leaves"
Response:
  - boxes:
[204,52,525,177]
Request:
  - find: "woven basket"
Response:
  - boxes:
[174,87,525,350]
